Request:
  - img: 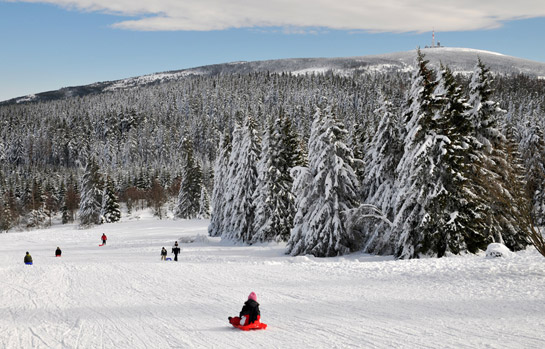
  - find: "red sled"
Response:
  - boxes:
[98,244,104,247]
[232,322,267,331]
[229,316,267,331]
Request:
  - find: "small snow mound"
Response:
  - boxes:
[485,243,514,258]
[179,234,210,244]
[290,255,313,263]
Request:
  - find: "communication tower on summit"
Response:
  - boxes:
[425,29,441,48]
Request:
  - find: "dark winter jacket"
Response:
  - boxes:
[24,254,33,264]
[55,248,62,256]
[239,299,260,324]
[161,248,167,256]
[172,246,180,255]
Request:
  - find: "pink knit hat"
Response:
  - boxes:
[248,292,257,301]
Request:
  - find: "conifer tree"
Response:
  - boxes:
[175,137,203,219]
[287,102,360,257]
[520,122,545,225]
[0,192,12,232]
[467,60,530,251]
[494,128,531,250]
[360,97,402,254]
[252,116,296,243]
[101,176,121,223]
[79,157,103,226]
[208,131,231,236]
[392,50,438,259]
[423,66,485,256]
[198,185,211,219]
[351,121,367,189]
[222,116,261,243]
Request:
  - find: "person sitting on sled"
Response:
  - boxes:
[101,233,107,245]
[55,247,62,257]
[24,251,33,265]
[229,292,261,326]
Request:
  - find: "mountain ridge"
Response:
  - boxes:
[3,47,545,105]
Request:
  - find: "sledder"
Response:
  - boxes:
[24,251,33,265]
[100,233,107,246]
[228,292,267,330]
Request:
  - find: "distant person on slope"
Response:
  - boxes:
[229,292,261,327]
[101,233,107,245]
[24,252,33,265]
[171,241,180,261]
[161,247,167,261]
[55,247,62,257]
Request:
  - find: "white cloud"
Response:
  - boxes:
[10,0,545,32]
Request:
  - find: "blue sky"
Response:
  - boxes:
[1,0,544,101]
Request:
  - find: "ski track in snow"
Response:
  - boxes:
[1,213,545,348]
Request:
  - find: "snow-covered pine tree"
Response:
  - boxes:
[281,114,305,169]
[520,121,545,225]
[251,120,277,242]
[222,116,261,243]
[392,50,439,259]
[198,185,210,219]
[423,66,486,256]
[101,176,121,223]
[0,191,12,232]
[175,137,202,219]
[208,131,231,236]
[351,121,368,181]
[360,96,402,254]
[252,116,296,243]
[466,58,506,244]
[78,157,103,226]
[467,60,530,250]
[286,102,360,257]
[494,127,532,250]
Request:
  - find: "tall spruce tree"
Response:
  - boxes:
[392,50,438,259]
[520,122,545,225]
[101,176,121,223]
[287,102,360,257]
[495,128,532,250]
[360,97,402,254]
[252,116,296,243]
[79,157,103,226]
[208,131,231,236]
[423,66,485,256]
[198,185,211,219]
[467,60,530,251]
[175,137,202,219]
[222,116,261,243]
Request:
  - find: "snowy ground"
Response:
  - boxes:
[1,211,545,348]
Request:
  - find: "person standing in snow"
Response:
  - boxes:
[24,252,33,265]
[55,247,62,257]
[229,292,261,326]
[161,247,167,261]
[101,233,107,245]
[171,241,180,261]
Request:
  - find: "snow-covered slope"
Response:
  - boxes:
[4,47,545,105]
[1,212,545,348]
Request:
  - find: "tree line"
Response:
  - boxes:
[1,54,545,258]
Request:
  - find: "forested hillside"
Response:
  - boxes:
[1,54,545,258]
